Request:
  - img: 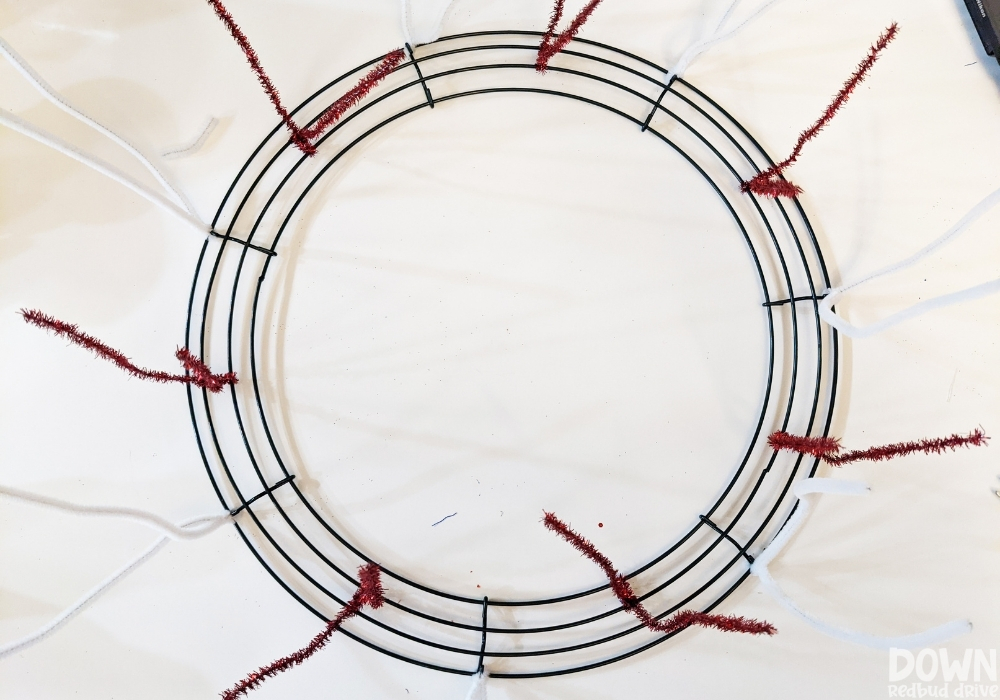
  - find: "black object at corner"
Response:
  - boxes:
[964,0,1000,61]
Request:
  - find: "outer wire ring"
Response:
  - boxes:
[185,30,840,677]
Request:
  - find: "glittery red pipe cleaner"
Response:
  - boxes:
[535,0,606,72]
[741,23,899,198]
[222,564,384,700]
[768,428,988,466]
[542,513,776,636]
[299,49,405,141]
[21,309,237,393]
[205,0,404,155]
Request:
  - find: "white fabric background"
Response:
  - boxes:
[1,0,999,698]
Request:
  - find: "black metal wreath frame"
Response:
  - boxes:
[183,30,840,678]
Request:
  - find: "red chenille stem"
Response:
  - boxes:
[222,564,384,700]
[542,512,776,636]
[21,309,237,393]
[535,0,605,72]
[768,431,841,459]
[768,428,988,465]
[299,50,405,141]
[205,0,402,154]
[540,0,566,51]
[741,23,898,198]
[205,0,313,153]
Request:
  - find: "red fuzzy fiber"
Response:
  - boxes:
[542,513,776,636]
[741,23,898,198]
[222,564,384,700]
[536,0,605,72]
[21,309,237,393]
[206,0,403,155]
[298,50,406,141]
[768,428,988,465]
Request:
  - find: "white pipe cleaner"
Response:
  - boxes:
[0,35,198,216]
[0,533,171,660]
[162,117,219,160]
[0,484,230,540]
[664,0,784,85]
[751,478,972,649]
[400,0,457,48]
[464,670,488,700]
[820,185,1000,338]
[0,487,229,659]
[0,107,208,234]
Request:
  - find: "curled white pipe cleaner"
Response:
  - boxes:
[664,0,783,85]
[820,185,1000,338]
[751,478,972,649]
[0,35,200,219]
[0,107,208,234]
[0,511,229,660]
[162,116,219,160]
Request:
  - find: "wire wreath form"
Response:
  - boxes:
[185,31,840,678]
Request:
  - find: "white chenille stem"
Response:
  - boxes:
[464,670,488,700]
[400,0,414,48]
[0,107,209,234]
[0,35,199,218]
[0,514,225,660]
[400,0,456,47]
[820,184,1000,338]
[665,0,782,85]
[751,479,972,649]
[0,484,231,540]
[821,276,1000,339]
[162,116,218,159]
[414,0,456,45]
[669,0,743,82]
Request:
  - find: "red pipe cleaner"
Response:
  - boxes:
[222,564,384,700]
[535,0,605,72]
[298,49,405,141]
[768,428,988,466]
[542,512,776,636]
[205,0,403,155]
[741,23,899,198]
[20,309,237,393]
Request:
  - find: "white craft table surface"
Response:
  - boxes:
[1,0,999,698]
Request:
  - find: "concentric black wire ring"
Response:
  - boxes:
[184,30,840,678]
